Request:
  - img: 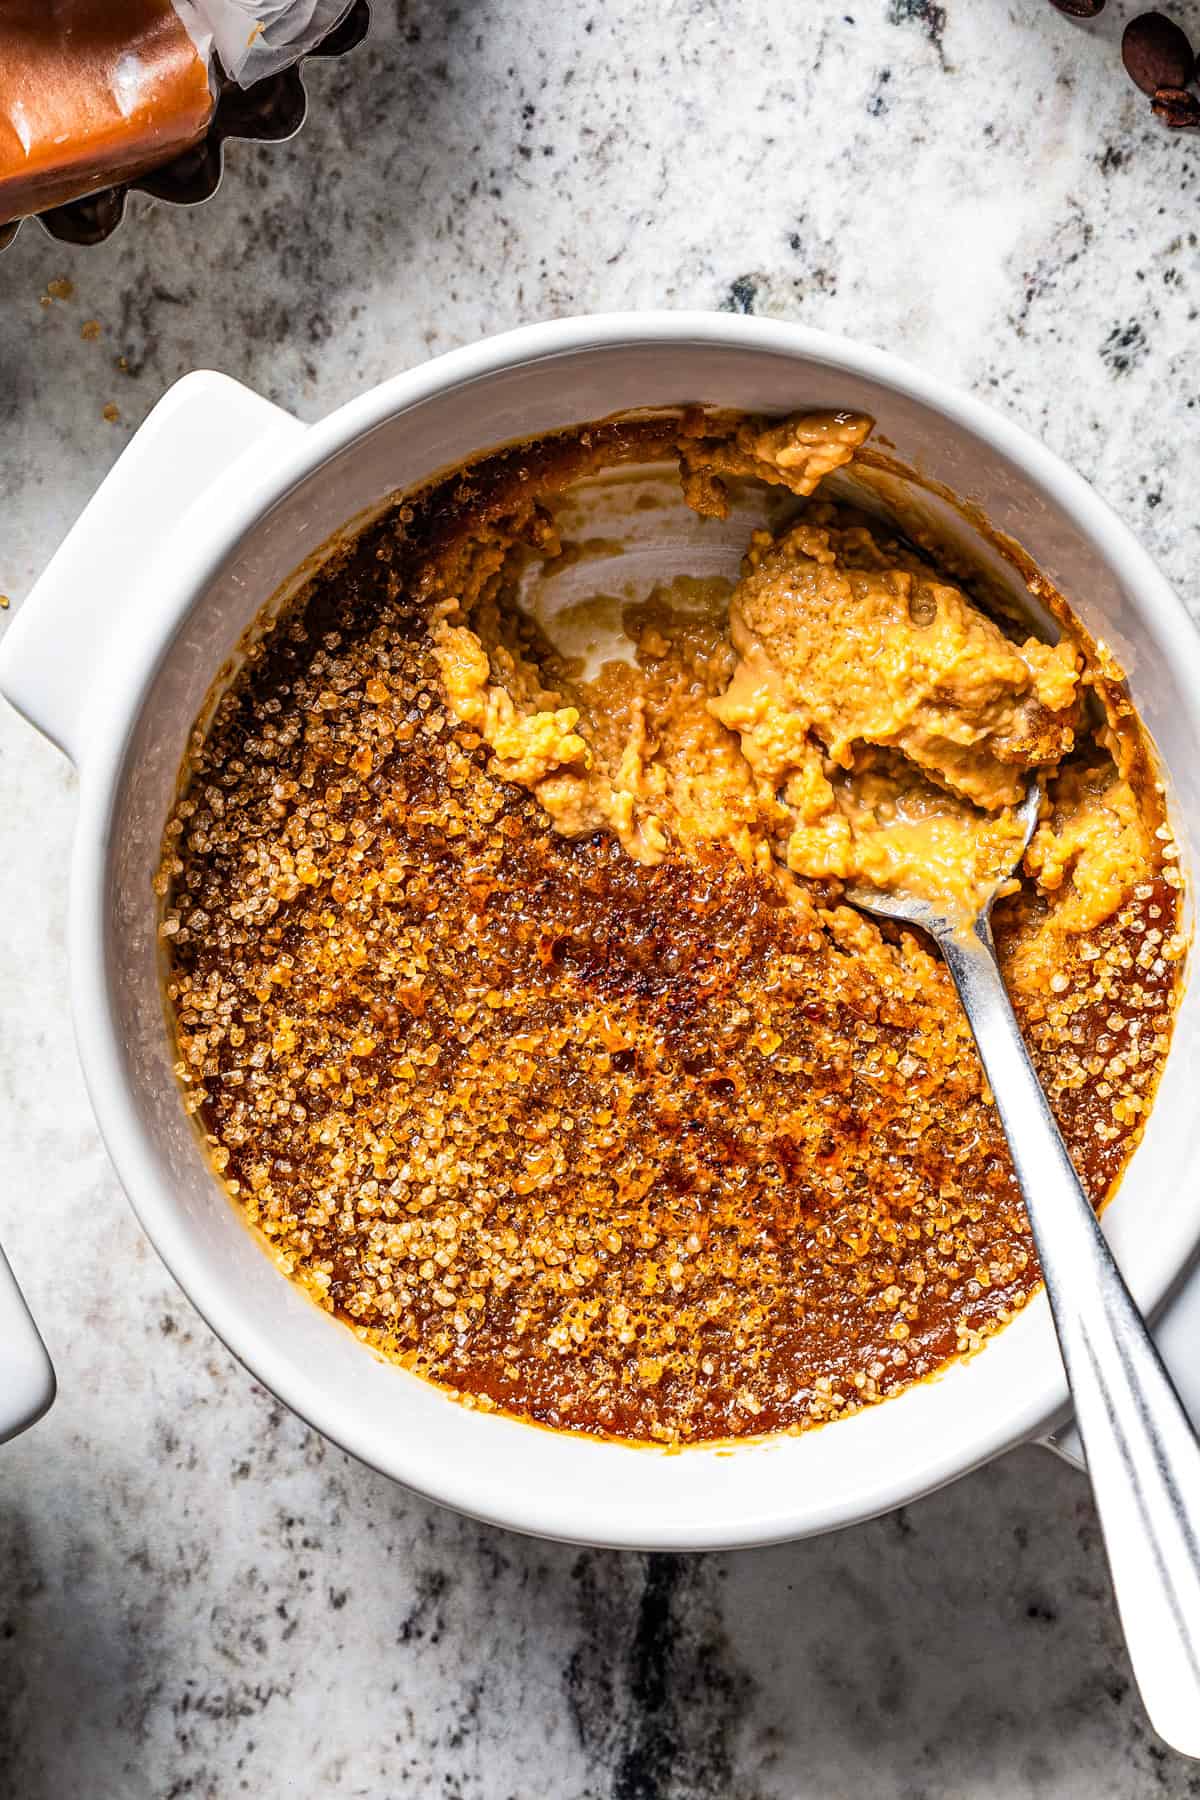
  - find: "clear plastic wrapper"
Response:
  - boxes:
[176,0,355,83]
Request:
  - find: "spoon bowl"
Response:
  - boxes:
[845,777,1045,939]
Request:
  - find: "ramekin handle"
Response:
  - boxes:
[0,370,304,765]
[1046,1255,1200,1473]
[0,1243,54,1445]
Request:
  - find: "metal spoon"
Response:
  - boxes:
[847,780,1200,1758]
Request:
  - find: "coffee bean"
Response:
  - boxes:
[1122,13,1195,96]
[1048,0,1105,15]
[1151,84,1200,126]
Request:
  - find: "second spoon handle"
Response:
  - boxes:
[938,912,1200,1758]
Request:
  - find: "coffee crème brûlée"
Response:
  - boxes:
[160,410,1186,1444]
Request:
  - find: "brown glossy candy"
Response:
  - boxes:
[0,0,214,226]
[1122,12,1195,96]
[1151,85,1200,126]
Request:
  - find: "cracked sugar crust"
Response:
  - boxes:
[159,415,1185,1444]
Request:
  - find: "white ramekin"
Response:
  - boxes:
[1,313,1197,1544]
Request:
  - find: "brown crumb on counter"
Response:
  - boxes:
[81,320,102,342]
[102,403,121,424]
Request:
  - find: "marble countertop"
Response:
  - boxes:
[2,1,1199,1793]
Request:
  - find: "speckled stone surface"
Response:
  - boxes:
[2,2,1200,1794]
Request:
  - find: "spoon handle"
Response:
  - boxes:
[939,914,1200,1758]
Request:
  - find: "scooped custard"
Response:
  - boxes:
[159,411,1186,1444]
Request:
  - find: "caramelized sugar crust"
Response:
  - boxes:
[160,418,1185,1443]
